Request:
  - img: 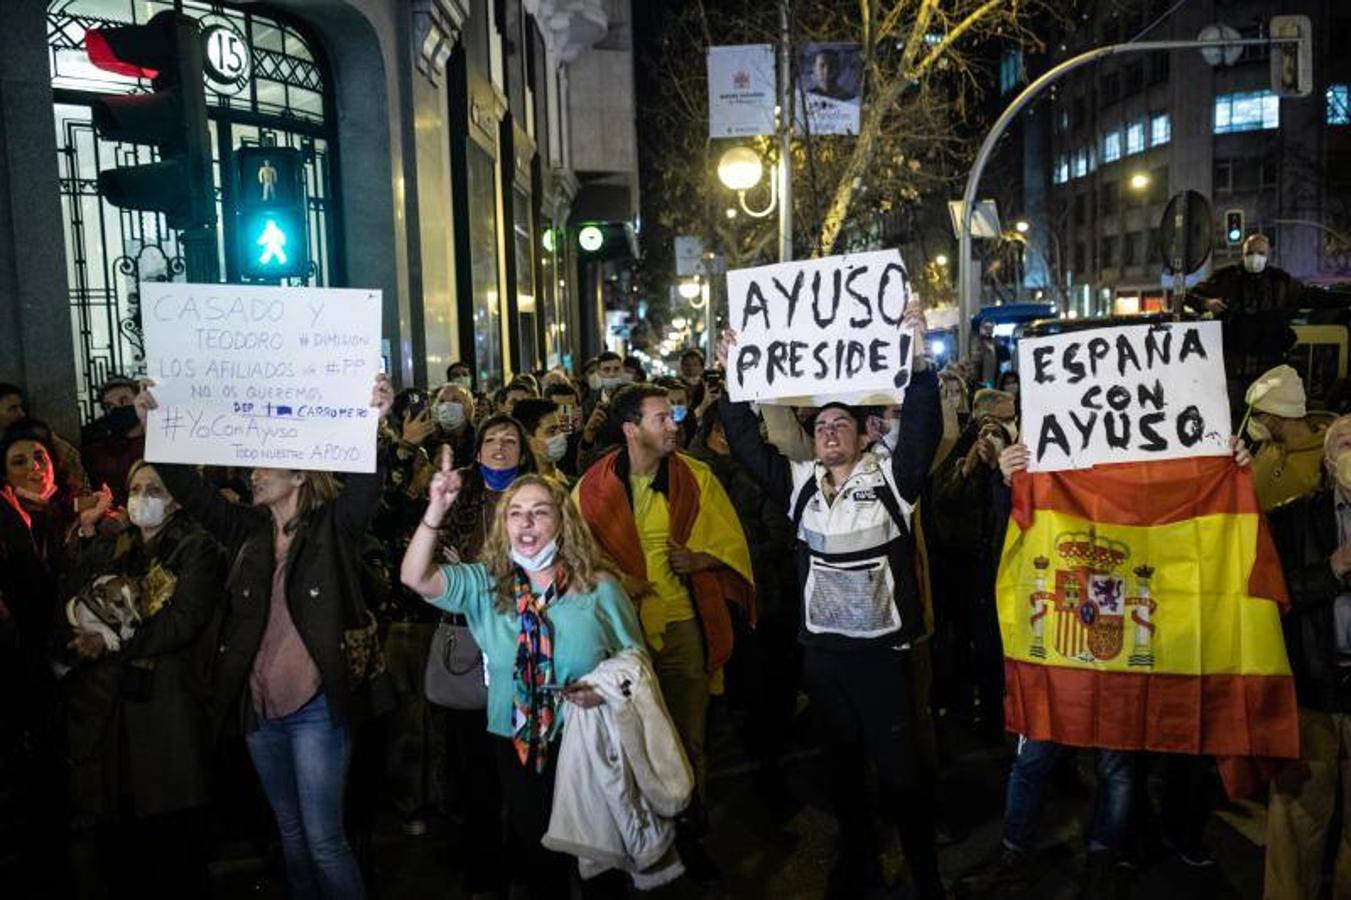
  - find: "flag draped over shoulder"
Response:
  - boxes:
[995,456,1299,776]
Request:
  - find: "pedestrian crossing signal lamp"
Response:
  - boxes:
[1224,209,1244,246]
[234,147,309,280]
[85,11,214,230]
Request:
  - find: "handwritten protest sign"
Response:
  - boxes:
[142,283,383,473]
[725,248,914,406]
[1019,321,1231,472]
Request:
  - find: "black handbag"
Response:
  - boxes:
[424,615,488,710]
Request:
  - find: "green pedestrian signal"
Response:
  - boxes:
[234,147,309,280]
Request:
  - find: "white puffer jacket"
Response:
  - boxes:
[542,649,693,889]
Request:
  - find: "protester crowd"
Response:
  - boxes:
[1,238,1349,900]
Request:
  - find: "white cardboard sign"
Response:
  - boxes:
[724,249,915,407]
[141,282,383,473]
[1018,321,1232,472]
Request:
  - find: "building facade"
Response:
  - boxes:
[0,0,637,435]
[995,0,1350,318]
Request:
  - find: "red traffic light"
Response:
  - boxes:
[84,11,193,83]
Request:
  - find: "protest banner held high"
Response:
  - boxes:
[141,282,383,473]
[725,248,915,407]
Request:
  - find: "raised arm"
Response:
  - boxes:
[400,444,458,600]
[714,331,793,508]
[891,305,942,503]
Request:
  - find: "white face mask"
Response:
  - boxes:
[511,537,558,572]
[128,494,169,528]
[883,418,901,451]
[601,375,626,390]
[543,432,569,462]
[433,401,466,430]
[1243,253,1267,274]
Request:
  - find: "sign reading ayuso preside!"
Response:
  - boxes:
[141,282,383,473]
[725,249,915,406]
[1018,321,1232,472]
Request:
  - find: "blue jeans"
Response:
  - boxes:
[246,693,366,900]
[1002,737,1134,853]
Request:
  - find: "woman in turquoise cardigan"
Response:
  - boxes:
[401,449,643,899]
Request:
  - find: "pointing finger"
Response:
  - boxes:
[439,444,452,473]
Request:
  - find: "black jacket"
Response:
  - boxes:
[157,464,387,735]
[1266,487,1351,713]
[60,514,223,821]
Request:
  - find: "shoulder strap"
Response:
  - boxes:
[873,481,908,535]
[790,478,819,532]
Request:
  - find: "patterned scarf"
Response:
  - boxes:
[511,567,563,772]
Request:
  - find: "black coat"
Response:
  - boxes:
[1266,487,1351,713]
[60,514,223,821]
[156,465,388,736]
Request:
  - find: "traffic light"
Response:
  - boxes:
[1224,209,1245,246]
[234,147,309,281]
[1270,15,1312,98]
[85,11,213,230]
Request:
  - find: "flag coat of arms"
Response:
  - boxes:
[995,456,1299,764]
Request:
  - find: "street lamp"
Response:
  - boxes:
[717,145,777,219]
[677,278,702,300]
[935,254,949,267]
[1128,172,1151,191]
[1014,220,1030,234]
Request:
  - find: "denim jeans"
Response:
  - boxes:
[246,693,366,900]
[1002,736,1134,853]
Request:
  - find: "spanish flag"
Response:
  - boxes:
[995,456,1299,783]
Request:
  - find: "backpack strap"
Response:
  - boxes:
[873,481,909,535]
[790,478,820,533]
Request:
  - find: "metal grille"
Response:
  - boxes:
[47,0,337,423]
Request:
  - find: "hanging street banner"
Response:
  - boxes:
[141,282,383,473]
[1018,321,1231,472]
[795,42,861,136]
[725,248,914,406]
[707,44,776,139]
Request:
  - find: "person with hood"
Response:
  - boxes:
[1241,364,1336,512]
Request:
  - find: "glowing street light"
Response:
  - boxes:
[935,254,949,267]
[677,279,702,300]
[717,145,777,219]
[1015,220,1030,234]
[671,316,688,330]
[1128,172,1151,191]
[717,146,764,191]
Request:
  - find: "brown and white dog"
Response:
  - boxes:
[66,574,142,652]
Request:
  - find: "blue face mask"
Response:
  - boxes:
[479,463,519,492]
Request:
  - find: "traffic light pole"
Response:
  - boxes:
[955,35,1298,360]
[181,225,219,283]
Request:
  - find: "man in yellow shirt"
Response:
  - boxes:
[1243,365,1335,511]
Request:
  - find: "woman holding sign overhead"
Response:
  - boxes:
[134,373,394,900]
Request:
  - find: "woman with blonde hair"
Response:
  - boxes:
[135,374,394,900]
[402,449,644,899]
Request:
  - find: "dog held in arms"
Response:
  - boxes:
[66,574,142,652]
